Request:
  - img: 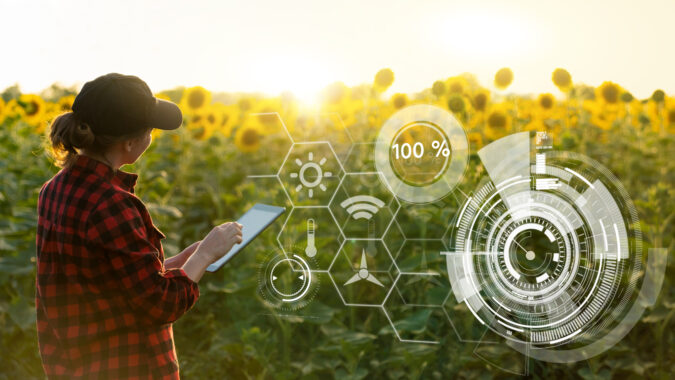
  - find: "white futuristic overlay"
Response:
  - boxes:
[246,111,667,371]
[443,131,667,364]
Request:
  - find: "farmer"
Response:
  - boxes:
[35,73,243,379]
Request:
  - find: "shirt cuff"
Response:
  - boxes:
[163,268,200,296]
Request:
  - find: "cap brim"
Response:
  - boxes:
[149,98,183,130]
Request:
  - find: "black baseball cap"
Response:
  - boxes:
[72,73,182,136]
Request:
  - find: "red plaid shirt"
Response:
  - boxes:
[36,154,200,379]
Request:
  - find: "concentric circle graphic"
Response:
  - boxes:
[444,132,662,363]
[258,246,319,311]
[375,105,468,203]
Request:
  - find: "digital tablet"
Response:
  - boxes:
[206,203,285,272]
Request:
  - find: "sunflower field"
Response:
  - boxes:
[0,68,673,379]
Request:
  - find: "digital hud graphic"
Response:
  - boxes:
[249,105,667,375]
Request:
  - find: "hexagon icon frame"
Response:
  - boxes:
[327,238,399,308]
[276,206,345,271]
[278,142,345,206]
[329,172,401,240]
[242,112,456,346]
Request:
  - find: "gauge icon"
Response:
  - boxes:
[258,248,318,310]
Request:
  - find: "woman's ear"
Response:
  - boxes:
[125,139,134,153]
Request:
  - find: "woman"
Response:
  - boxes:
[36,73,243,379]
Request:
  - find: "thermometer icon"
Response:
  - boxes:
[305,218,317,257]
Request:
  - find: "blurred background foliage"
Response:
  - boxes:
[0,68,673,379]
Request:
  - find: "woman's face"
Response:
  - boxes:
[122,129,153,165]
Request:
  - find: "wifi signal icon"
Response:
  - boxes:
[340,195,385,220]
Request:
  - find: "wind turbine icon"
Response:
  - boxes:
[344,249,384,287]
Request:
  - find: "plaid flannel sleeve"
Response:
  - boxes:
[85,193,199,326]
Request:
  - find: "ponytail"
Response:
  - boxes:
[46,112,153,168]
[48,112,95,168]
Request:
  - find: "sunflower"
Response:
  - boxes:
[646,96,675,133]
[536,93,559,119]
[471,89,490,112]
[447,94,467,114]
[187,106,220,140]
[238,97,254,112]
[445,76,468,95]
[235,124,262,153]
[4,99,24,119]
[551,68,572,91]
[596,82,621,105]
[18,94,46,125]
[180,86,212,113]
[57,95,75,112]
[374,68,394,91]
[494,68,513,90]
[187,116,215,140]
[252,98,284,134]
[390,93,408,109]
[651,89,665,103]
[0,98,5,124]
[155,93,173,101]
[151,128,163,140]
[212,103,240,137]
[586,101,618,130]
[485,103,512,139]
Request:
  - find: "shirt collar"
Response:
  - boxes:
[72,154,139,193]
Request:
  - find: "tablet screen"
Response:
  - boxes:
[206,204,285,272]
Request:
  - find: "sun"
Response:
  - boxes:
[291,152,333,198]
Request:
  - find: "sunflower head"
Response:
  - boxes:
[57,95,75,112]
[596,82,620,104]
[485,105,511,140]
[212,103,239,137]
[667,108,675,126]
[447,95,466,114]
[235,125,262,153]
[537,93,555,110]
[472,90,490,112]
[651,89,665,103]
[374,68,394,90]
[446,76,468,95]
[487,109,508,129]
[551,68,572,90]
[621,92,634,103]
[0,98,5,123]
[181,86,212,113]
[391,93,408,109]
[18,94,46,125]
[494,68,513,90]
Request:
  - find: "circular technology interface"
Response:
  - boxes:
[375,105,468,203]
[446,139,645,362]
[389,121,451,187]
[258,247,318,310]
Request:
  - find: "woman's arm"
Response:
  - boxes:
[165,241,201,269]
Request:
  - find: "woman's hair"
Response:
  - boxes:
[47,112,151,168]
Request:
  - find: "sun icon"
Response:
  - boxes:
[291,152,332,198]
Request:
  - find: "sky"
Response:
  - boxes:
[1,0,673,102]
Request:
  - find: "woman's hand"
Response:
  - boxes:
[182,222,242,283]
[195,222,243,263]
[164,241,202,269]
